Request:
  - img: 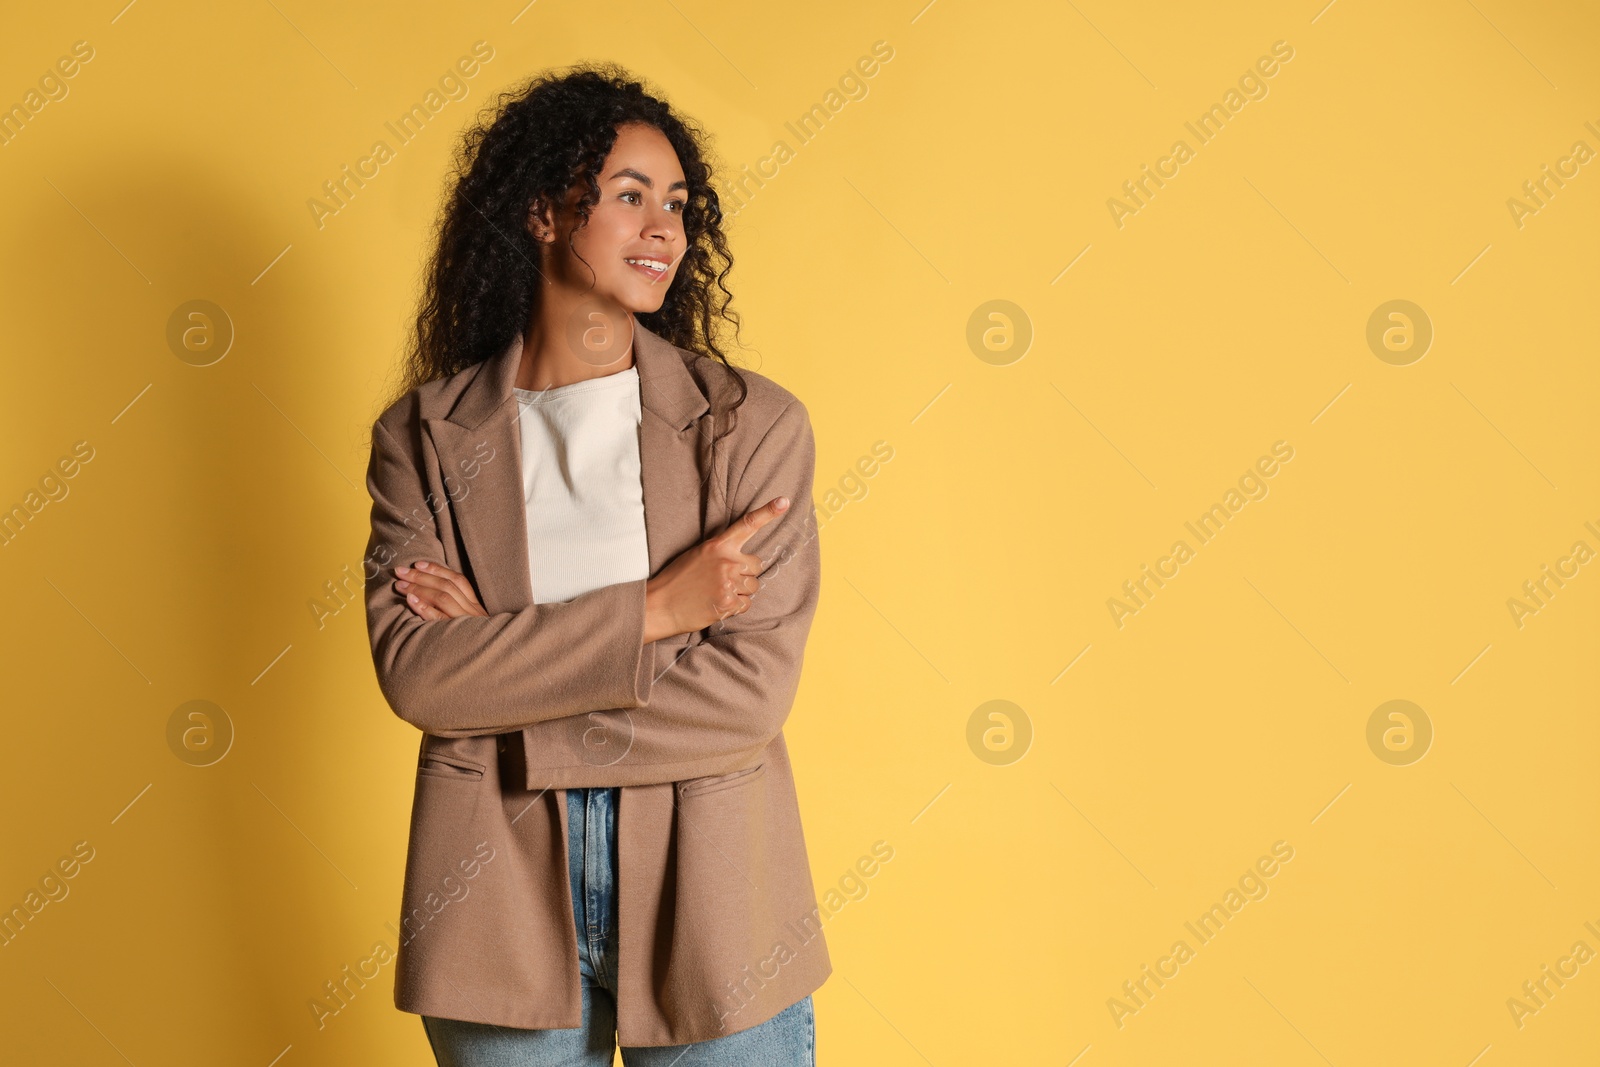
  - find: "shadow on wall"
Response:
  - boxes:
[2,139,425,1062]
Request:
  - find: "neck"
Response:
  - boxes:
[517,292,636,391]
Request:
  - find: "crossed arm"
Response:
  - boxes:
[361,400,822,785]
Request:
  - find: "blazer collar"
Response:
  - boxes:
[444,316,709,432]
[422,314,718,617]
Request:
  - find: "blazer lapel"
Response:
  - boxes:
[424,317,714,617]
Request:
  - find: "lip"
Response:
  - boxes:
[623,254,671,282]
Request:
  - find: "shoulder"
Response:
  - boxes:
[681,352,817,506]
[369,360,488,445]
[686,350,811,445]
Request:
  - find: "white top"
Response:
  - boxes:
[513,365,648,605]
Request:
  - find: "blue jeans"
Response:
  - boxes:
[421,786,816,1065]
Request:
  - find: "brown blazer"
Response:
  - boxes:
[360,318,831,1046]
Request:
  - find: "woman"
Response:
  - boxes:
[361,65,829,1064]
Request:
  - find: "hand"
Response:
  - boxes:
[644,496,791,643]
[394,560,488,620]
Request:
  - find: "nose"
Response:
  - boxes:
[643,200,678,239]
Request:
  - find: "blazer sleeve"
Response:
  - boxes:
[362,415,656,736]
[516,398,824,787]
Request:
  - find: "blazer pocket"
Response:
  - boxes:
[677,762,765,798]
[417,752,486,780]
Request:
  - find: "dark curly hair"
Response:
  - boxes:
[380,61,747,421]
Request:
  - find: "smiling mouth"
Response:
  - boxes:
[624,256,670,281]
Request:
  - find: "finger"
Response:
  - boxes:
[412,561,483,609]
[431,587,472,616]
[714,496,790,550]
[404,591,444,621]
[400,561,464,588]
[397,566,468,602]
[723,571,760,597]
[399,582,472,619]
[429,585,482,617]
[400,560,459,577]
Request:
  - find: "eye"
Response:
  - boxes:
[620,189,686,212]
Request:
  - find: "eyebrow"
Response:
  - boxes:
[607,167,688,192]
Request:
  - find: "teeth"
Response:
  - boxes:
[625,258,667,270]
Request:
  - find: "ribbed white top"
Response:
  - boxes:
[513,365,648,605]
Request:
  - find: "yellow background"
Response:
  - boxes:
[1,1,1595,1063]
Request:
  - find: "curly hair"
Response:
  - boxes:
[380,61,747,421]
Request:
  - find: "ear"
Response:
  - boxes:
[527,195,556,243]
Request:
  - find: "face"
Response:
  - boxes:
[530,122,689,314]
